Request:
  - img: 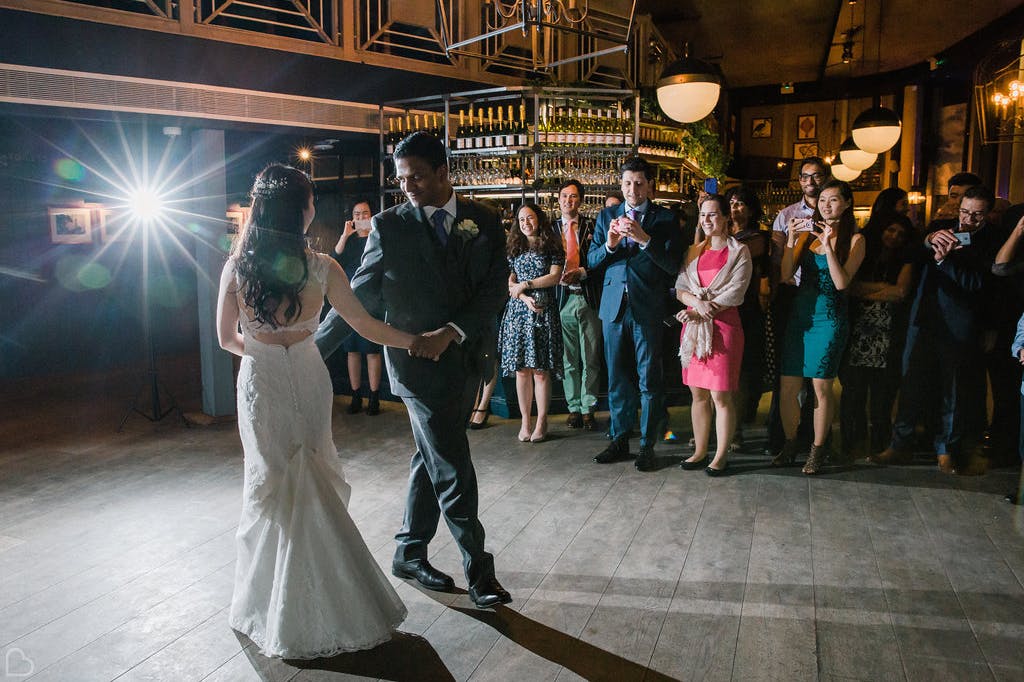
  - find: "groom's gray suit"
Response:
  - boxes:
[317,194,508,585]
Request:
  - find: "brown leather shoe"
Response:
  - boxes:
[869,447,912,465]
[566,412,583,429]
[936,453,957,474]
[581,412,598,430]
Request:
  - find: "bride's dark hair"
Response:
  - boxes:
[232,163,315,328]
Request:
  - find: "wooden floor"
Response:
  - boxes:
[1,367,1023,682]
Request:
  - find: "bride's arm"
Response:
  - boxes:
[216,258,245,357]
[323,257,416,349]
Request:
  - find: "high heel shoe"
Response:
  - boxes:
[468,408,489,430]
[772,439,800,467]
[530,419,548,443]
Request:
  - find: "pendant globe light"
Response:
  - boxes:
[852,106,902,153]
[839,136,877,170]
[830,162,861,182]
[656,44,722,123]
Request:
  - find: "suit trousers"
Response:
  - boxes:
[603,304,664,448]
[560,294,602,414]
[395,374,494,585]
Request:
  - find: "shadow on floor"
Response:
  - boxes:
[281,631,456,681]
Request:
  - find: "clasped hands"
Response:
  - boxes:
[606,215,649,249]
[675,299,721,323]
[508,281,544,313]
[408,326,457,361]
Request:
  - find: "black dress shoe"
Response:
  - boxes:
[582,412,598,430]
[705,462,729,477]
[594,437,630,464]
[566,412,583,429]
[680,457,707,470]
[392,559,455,592]
[468,576,512,608]
[346,396,363,414]
[635,445,656,472]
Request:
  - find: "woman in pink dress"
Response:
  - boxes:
[674,194,752,475]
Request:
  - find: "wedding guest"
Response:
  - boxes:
[675,194,752,475]
[499,203,565,443]
[776,179,865,474]
[838,213,914,460]
[1008,310,1024,504]
[332,199,384,415]
[217,164,413,658]
[725,185,772,449]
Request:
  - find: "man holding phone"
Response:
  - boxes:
[873,185,1001,473]
[332,199,385,415]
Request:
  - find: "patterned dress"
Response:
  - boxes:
[499,250,564,378]
[780,247,848,379]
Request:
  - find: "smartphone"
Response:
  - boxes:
[953,231,972,246]
[703,177,718,195]
[353,219,372,234]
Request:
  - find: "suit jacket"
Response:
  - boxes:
[906,222,1001,350]
[350,196,509,399]
[552,215,602,310]
[586,202,683,325]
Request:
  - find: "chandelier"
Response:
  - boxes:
[974,39,1024,144]
[437,0,637,71]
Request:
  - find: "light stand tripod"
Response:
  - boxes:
[117,223,182,431]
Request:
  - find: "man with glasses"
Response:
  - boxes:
[766,157,829,458]
[873,185,1001,474]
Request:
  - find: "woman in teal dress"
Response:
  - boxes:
[775,179,865,474]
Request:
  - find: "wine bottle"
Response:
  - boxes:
[456,110,466,150]
[505,105,516,147]
[554,108,566,145]
[385,117,396,155]
[518,103,529,146]
[622,107,634,146]
[584,109,596,145]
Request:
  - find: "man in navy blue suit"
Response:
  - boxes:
[588,157,684,471]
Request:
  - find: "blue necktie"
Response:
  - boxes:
[624,208,640,249]
[431,209,448,247]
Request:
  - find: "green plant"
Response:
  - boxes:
[681,119,731,179]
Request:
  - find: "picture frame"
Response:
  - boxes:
[797,114,817,140]
[793,142,819,160]
[226,209,247,234]
[751,117,772,138]
[99,209,132,242]
[48,207,93,244]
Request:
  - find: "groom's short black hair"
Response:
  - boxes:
[394,131,448,170]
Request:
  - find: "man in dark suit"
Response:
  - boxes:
[315,132,511,608]
[553,178,603,430]
[588,156,684,471]
[873,185,1001,474]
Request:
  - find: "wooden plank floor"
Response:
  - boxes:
[1,373,1022,681]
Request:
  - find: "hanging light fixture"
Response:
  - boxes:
[852,106,902,153]
[656,44,722,123]
[839,136,877,170]
[830,162,861,182]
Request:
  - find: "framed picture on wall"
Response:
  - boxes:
[751,117,772,138]
[226,208,248,234]
[98,208,132,242]
[793,142,819,159]
[797,114,817,140]
[48,207,93,244]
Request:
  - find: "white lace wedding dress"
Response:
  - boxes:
[228,252,407,659]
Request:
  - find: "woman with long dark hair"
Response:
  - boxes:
[217,163,415,658]
[775,179,865,474]
[498,203,564,442]
[838,213,914,459]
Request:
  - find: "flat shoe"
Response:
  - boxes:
[705,463,729,477]
[680,457,707,470]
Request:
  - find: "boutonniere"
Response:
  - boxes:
[453,219,479,240]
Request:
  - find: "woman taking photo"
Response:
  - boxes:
[499,203,564,443]
[217,164,413,658]
[775,179,865,474]
[675,194,752,475]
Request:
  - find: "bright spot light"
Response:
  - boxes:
[297,148,312,162]
[130,188,164,221]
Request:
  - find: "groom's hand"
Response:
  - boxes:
[408,327,457,361]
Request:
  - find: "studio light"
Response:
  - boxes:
[656,47,722,124]
[839,136,877,171]
[129,187,165,222]
[830,162,861,182]
[852,106,902,153]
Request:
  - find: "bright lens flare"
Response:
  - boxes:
[297,148,312,162]
[130,188,165,221]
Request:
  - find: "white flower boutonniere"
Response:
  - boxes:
[453,219,479,240]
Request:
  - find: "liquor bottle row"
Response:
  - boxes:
[383,103,638,154]
[637,127,683,158]
[400,150,628,189]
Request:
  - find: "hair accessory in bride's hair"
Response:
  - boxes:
[251,175,293,199]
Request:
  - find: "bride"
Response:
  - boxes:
[216,164,415,658]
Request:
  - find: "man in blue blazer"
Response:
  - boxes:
[588,156,684,471]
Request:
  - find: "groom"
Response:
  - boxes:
[316,132,511,608]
